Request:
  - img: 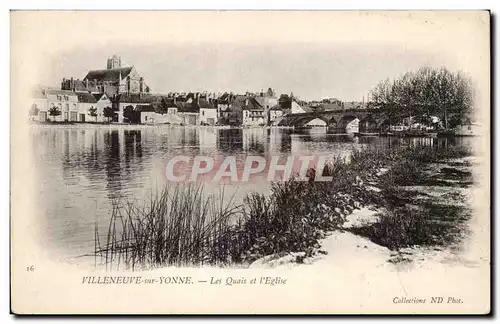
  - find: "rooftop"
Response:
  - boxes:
[76,92,97,103]
[45,89,79,96]
[117,93,163,104]
[84,67,133,82]
[92,93,107,101]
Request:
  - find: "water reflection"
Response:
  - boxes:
[30,126,472,260]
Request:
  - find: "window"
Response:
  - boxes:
[145,116,148,121]
[202,110,205,116]
[57,95,61,101]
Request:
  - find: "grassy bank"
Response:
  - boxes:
[349,145,473,251]
[94,144,473,270]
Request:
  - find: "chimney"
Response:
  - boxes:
[173,95,177,105]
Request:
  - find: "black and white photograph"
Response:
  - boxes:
[10,10,491,314]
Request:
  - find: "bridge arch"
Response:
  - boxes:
[325,117,337,129]
[278,109,387,132]
[359,116,379,132]
[331,115,359,134]
[278,115,330,127]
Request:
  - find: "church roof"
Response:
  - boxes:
[84,67,133,82]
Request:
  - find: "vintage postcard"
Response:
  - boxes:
[10,11,490,314]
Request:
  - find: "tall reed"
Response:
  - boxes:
[94,143,473,269]
[94,184,243,270]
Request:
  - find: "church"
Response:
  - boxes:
[61,55,150,97]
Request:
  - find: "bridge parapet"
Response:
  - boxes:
[279,108,388,131]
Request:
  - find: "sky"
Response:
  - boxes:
[45,43,448,102]
[12,11,489,102]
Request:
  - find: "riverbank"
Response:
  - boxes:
[251,153,480,271]
[29,121,295,130]
[94,144,477,271]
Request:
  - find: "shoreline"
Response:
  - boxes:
[249,154,478,270]
[28,122,480,137]
[28,123,479,139]
[28,122,295,130]
[92,144,478,271]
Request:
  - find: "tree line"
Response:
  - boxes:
[369,67,474,129]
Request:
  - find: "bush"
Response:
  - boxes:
[95,143,473,269]
[350,207,435,250]
[350,202,471,251]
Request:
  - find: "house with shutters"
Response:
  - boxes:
[30,87,114,123]
[241,97,266,126]
[198,98,217,126]
[267,105,284,126]
[45,89,79,122]
[75,92,98,123]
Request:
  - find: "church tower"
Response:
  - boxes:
[107,55,121,69]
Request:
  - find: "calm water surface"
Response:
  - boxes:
[30,125,472,262]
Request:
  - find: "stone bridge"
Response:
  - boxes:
[277,108,390,133]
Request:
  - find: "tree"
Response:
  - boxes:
[48,105,61,122]
[123,105,136,123]
[103,106,114,123]
[278,94,292,109]
[153,98,169,115]
[29,104,39,120]
[369,67,474,129]
[88,106,98,122]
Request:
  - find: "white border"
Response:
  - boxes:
[3,1,497,322]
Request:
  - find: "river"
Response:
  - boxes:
[29,125,473,262]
